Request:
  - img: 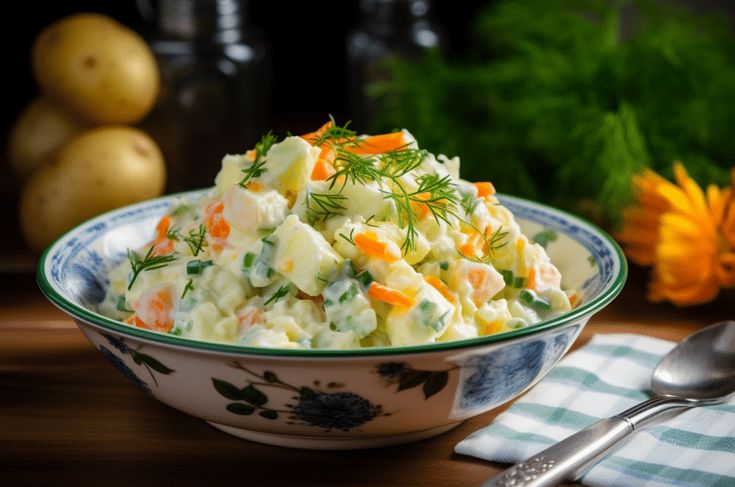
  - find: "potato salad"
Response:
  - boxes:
[99,121,573,349]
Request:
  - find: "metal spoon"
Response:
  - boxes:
[482,320,735,487]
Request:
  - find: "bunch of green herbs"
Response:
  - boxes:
[369,0,735,224]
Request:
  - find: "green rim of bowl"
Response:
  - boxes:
[37,191,627,358]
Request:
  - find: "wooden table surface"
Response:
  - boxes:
[1,266,732,487]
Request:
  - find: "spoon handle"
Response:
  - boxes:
[480,396,692,487]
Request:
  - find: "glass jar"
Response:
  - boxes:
[346,0,446,131]
[138,0,270,191]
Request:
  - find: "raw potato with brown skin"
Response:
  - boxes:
[8,97,88,179]
[20,127,166,252]
[32,13,159,125]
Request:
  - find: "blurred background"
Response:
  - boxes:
[4,0,735,305]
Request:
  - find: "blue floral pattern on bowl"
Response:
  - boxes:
[458,325,580,411]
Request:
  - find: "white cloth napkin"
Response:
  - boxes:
[455,333,735,487]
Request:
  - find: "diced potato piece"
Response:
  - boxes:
[386,282,454,346]
[314,329,360,349]
[322,278,377,338]
[476,299,514,335]
[222,185,288,231]
[214,154,248,194]
[338,181,395,221]
[526,245,563,292]
[260,136,320,195]
[271,215,343,295]
[448,259,505,307]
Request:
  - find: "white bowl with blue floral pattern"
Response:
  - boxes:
[38,190,626,450]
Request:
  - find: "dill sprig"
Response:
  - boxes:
[338,228,356,246]
[306,191,348,224]
[184,224,207,256]
[462,226,510,265]
[460,192,480,216]
[380,147,427,177]
[264,285,291,305]
[383,173,459,252]
[239,131,278,187]
[311,115,360,148]
[329,150,382,190]
[166,226,181,241]
[127,245,178,291]
[181,279,194,299]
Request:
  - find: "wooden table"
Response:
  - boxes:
[1,267,732,487]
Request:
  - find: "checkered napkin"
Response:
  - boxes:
[455,333,735,487]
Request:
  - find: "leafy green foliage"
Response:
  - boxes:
[370,0,735,224]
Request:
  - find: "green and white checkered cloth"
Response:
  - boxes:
[456,333,735,487]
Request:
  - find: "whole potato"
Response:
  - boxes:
[8,97,88,179]
[20,126,165,251]
[32,13,159,125]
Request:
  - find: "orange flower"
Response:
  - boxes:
[618,163,735,306]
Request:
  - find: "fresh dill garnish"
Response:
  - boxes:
[127,245,178,291]
[463,226,510,264]
[328,150,382,190]
[338,228,357,246]
[364,214,378,227]
[306,191,348,223]
[412,173,458,225]
[239,131,278,187]
[181,279,194,299]
[166,226,182,241]
[184,224,207,256]
[383,172,459,252]
[484,226,510,253]
[379,147,427,177]
[460,192,480,215]
[311,115,360,147]
[264,285,291,305]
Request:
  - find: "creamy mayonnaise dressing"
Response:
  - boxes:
[99,124,573,349]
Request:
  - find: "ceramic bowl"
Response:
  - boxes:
[38,190,626,450]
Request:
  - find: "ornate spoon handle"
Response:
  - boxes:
[481,396,696,487]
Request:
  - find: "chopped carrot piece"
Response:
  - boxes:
[526,267,536,291]
[311,157,337,181]
[354,232,400,262]
[346,132,406,155]
[155,215,171,235]
[300,121,334,144]
[237,306,264,330]
[457,230,482,258]
[368,282,414,308]
[246,181,264,192]
[245,149,256,161]
[474,182,496,199]
[204,200,230,251]
[131,286,175,333]
[151,215,175,256]
[425,275,456,303]
[482,320,504,335]
[409,192,432,219]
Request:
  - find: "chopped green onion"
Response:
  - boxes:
[439,261,449,271]
[116,295,132,313]
[187,259,213,275]
[242,252,257,270]
[500,269,525,288]
[338,285,359,304]
[355,270,374,288]
[520,289,551,311]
